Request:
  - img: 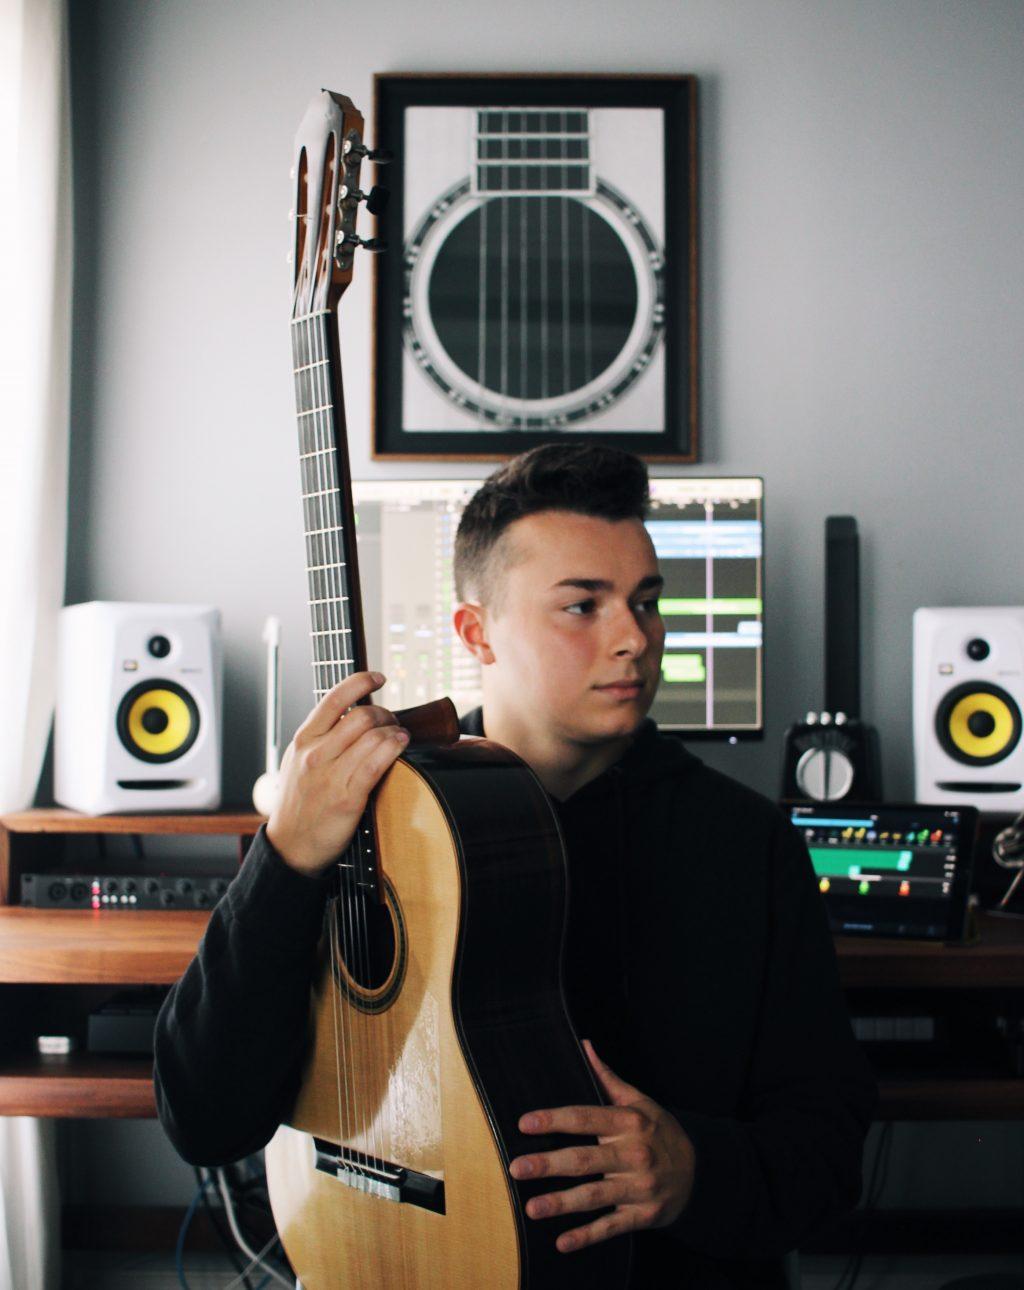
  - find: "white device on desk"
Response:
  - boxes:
[252,616,283,817]
[913,607,1024,813]
[55,601,222,814]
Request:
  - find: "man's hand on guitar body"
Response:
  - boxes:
[509,1039,696,1254]
[266,671,410,876]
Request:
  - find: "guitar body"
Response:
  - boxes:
[266,738,632,1288]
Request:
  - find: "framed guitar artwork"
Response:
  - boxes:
[371,73,698,462]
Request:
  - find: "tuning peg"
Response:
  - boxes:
[338,185,390,217]
[342,139,394,166]
[336,231,389,254]
[365,185,390,217]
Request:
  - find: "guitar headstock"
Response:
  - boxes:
[291,90,390,319]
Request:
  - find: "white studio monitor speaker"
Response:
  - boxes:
[913,607,1024,813]
[55,602,223,815]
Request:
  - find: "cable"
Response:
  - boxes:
[829,1121,894,1290]
[214,1167,294,1290]
[175,1173,209,1290]
[193,1166,254,1290]
[220,1232,287,1290]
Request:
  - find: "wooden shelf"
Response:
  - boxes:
[0,1051,156,1118]
[0,808,264,836]
[877,1076,1024,1120]
[0,907,208,984]
[835,912,1024,989]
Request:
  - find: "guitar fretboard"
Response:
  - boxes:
[291,310,362,701]
[473,108,592,196]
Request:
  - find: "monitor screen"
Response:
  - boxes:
[788,801,978,941]
[351,476,764,736]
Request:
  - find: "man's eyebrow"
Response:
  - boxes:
[549,574,665,594]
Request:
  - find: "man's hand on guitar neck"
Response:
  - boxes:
[266,671,410,876]
[508,1039,696,1253]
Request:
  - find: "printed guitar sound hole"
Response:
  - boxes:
[331,876,407,1013]
[427,197,637,400]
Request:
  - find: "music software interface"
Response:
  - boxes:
[352,478,765,733]
[646,479,763,733]
[790,804,969,939]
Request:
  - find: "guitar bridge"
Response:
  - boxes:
[313,1138,445,1214]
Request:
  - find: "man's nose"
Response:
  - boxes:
[611,604,648,656]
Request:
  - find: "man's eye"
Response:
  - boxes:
[636,598,662,614]
[565,599,596,616]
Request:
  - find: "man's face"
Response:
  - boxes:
[479,510,666,745]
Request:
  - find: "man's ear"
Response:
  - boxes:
[453,601,496,665]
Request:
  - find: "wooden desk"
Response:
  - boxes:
[2,810,1022,1120]
[836,912,1024,1120]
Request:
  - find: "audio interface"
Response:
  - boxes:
[20,872,231,910]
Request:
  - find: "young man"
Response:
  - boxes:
[155,444,877,1289]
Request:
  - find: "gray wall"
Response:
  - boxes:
[61,0,1024,1225]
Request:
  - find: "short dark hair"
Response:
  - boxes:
[454,443,650,606]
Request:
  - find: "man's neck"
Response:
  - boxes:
[478,706,634,802]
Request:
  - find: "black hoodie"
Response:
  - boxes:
[154,711,877,1288]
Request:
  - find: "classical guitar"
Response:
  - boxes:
[264,89,633,1290]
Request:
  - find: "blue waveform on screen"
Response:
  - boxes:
[645,520,762,560]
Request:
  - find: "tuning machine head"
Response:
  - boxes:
[338,184,391,217]
[342,138,394,166]
[335,231,389,255]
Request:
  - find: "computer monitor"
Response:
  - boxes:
[351,476,764,737]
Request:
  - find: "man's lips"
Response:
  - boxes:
[595,680,644,692]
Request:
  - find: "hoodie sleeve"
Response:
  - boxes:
[153,825,332,1165]
[664,817,878,1258]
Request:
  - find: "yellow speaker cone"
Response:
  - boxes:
[127,690,194,755]
[937,682,1021,766]
[117,679,200,763]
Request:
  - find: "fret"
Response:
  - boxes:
[473,107,592,197]
[292,304,364,682]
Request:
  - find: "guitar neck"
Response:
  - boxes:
[290,308,368,701]
[474,107,593,196]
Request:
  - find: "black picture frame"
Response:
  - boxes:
[371,73,699,462]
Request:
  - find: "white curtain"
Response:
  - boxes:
[0,0,73,1285]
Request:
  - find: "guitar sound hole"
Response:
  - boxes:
[333,882,401,997]
[427,196,637,400]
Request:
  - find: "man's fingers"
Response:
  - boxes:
[346,724,410,796]
[297,671,386,741]
[556,1208,638,1254]
[510,1142,615,1181]
[312,702,400,763]
[519,1104,644,1138]
[524,1178,621,1219]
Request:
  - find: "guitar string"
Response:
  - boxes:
[519,109,528,429]
[561,108,571,401]
[299,307,355,1176]
[477,109,488,425]
[297,310,354,1173]
[310,301,388,1183]
[499,107,509,422]
[582,109,593,394]
[540,112,549,402]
